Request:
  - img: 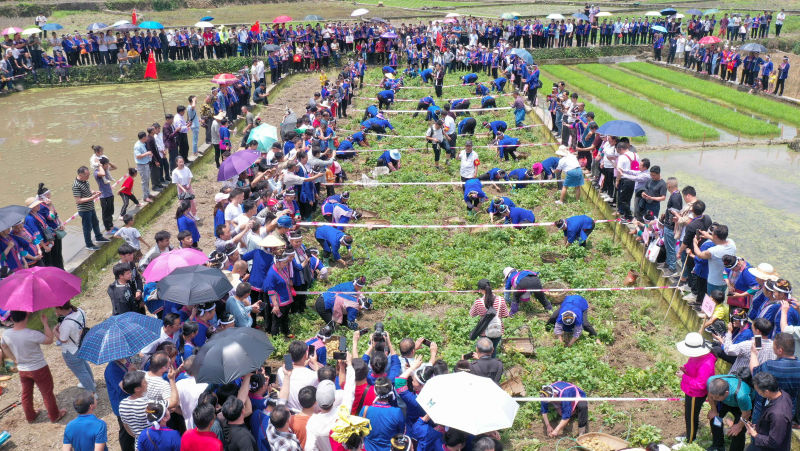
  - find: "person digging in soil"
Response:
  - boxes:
[539,381,589,437]
[546,295,599,347]
[554,215,595,247]
[315,275,371,330]
[503,267,552,315]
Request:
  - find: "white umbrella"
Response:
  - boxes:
[546,13,565,20]
[21,27,41,36]
[417,372,519,435]
[351,8,369,17]
[674,13,685,19]
[112,19,131,27]
[195,21,214,28]
[645,11,661,17]
[595,11,613,17]
[445,12,461,18]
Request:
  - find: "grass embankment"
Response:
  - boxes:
[283,68,686,448]
[537,72,647,143]
[620,62,800,127]
[542,65,719,140]
[577,64,780,137]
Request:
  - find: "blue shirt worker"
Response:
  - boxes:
[377,149,401,172]
[463,178,486,214]
[503,266,552,314]
[507,168,534,189]
[491,76,507,92]
[316,276,367,329]
[483,120,507,138]
[461,73,478,84]
[546,295,598,346]
[457,117,477,135]
[420,68,433,83]
[62,391,108,451]
[706,374,753,451]
[540,381,589,437]
[475,83,490,96]
[478,168,509,183]
[495,204,535,228]
[413,96,435,117]
[480,95,496,109]
[487,196,515,216]
[362,104,379,122]
[495,133,520,161]
[377,89,395,110]
[555,215,595,246]
[314,224,353,265]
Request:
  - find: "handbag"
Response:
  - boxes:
[55,229,67,240]
[645,239,661,263]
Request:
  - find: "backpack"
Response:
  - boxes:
[65,310,91,348]
[470,306,499,340]
[485,309,503,338]
[624,152,640,171]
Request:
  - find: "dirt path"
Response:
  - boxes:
[0,72,322,450]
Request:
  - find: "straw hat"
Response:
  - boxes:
[385,72,394,79]
[254,234,285,248]
[747,263,779,281]
[214,112,226,121]
[676,332,710,358]
[555,145,570,157]
[25,197,42,209]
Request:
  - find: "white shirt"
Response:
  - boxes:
[57,308,87,355]
[776,12,785,25]
[174,113,188,133]
[277,365,320,412]
[617,151,639,179]
[171,166,193,187]
[140,328,177,355]
[443,115,456,136]
[601,141,618,169]
[556,154,581,172]
[176,376,208,430]
[224,202,244,222]
[458,150,479,178]
[0,328,48,372]
[154,132,165,154]
[304,365,355,451]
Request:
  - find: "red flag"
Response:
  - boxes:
[132,8,137,25]
[144,51,158,79]
[251,21,260,33]
[436,32,443,50]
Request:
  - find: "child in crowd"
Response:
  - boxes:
[118,168,141,219]
[114,214,149,258]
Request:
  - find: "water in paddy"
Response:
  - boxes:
[645,146,800,282]
[0,79,211,210]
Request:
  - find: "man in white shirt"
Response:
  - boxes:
[175,356,208,430]
[458,140,479,183]
[775,9,786,37]
[614,141,639,223]
[224,188,245,226]
[139,313,181,355]
[304,354,355,451]
[251,58,265,86]
[277,340,322,412]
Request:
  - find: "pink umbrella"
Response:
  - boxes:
[273,15,293,23]
[142,248,209,282]
[211,73,239,85]
[2,27,23,36]
[0,267,81,312]
[444,18,458,24]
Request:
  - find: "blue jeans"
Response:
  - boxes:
[191,127,200,155]
[78,210,103,247]
[664,228,677,271]
[707,282,727,297]
[555,110,563,135]
[62,351,96,392]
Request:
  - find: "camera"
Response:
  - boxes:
[704,319,726,337]
[373,322,386,343]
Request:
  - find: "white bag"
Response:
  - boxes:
[646,239,661,263]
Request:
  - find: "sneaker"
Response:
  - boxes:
[108,227,120,235]
[656,263,666,269]
[683,293,697,302]
[677,283,690,292]
[661,268,676,277]
[554,200,564,205]
[77,382,84,389]
[117,216,125,222]
[86,245,100,251]
[96,237,111,243]
[620,219,631,225]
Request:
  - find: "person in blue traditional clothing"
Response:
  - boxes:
[377,88,395,110]
[314,224,353,266]
[537,156,561,180]
[461,73,479,84]
[360,377,406,451]
[362,104,380,122]
[265,250,295,337]
[412,95,435,118]
[487,196,515,220]
[419,67,434,83]
[457,117,477,136]
[503,266,552,314]
[490,76,507,92]
[315,276,370,330]
[495,204,535,229]
[507,167,534,189]
[463,178,487,215]
[482,120,507,139]
[540,381,589,437]
[546,295,598,346]
[306,325,333,366]
[554,215,595,246]
[321,191,350,221]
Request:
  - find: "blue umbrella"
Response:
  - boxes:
[200,16,214,21]
[703,9,718,15]
[572,13,590,21]
[86,22,108,32]
[138,21,164,30]
[597,120,646,137]
[76,312,162,364]
[686,9,703,16]
[660,8,677,17]
[510,48,534,65]
[41,23,63,31]
[651,25,668,33]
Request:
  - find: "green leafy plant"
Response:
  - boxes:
[628,424,663,447]
[620,62,800,127]
[578,64,779,136]
[542,65,719,140]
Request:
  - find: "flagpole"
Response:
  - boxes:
[146,50,167,117]
[156,77,167,117]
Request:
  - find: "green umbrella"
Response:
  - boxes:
[500,13,518,20]
[247,123,279,151]
[304,14,325,21]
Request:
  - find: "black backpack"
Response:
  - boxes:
[66,310,91,348]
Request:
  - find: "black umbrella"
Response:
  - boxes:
[194,327,275,384]
[739,43,767,53]
[371,17,388,24]
[660,8,677,16]
[0,205,30,231]
[156,265,232,305]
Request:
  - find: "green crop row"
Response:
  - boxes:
[537,72,647,143]
[542,65,719,140]
[620,62,800,127]
[577,64,780,137]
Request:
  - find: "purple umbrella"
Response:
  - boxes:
[0,267,82,312]
[217,150,260,181]
[381,31,398,39]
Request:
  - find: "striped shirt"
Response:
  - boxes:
[120,396,167,447]
[72,178,94,212]
[469,296,510,334]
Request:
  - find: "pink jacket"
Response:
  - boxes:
[680,353,717,398]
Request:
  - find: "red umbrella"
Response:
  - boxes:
[142,248,209,282]
[211,73,239,85]
[0,267,81,312]
[273,15,293,23]
[699,35,721,45]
